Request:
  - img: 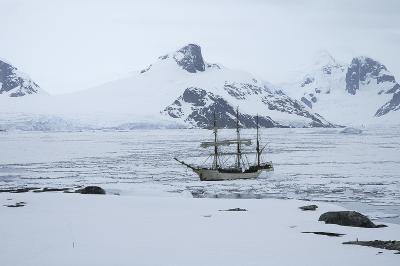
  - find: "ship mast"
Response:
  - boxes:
[256,114,260,167]
[212,112,218,169]
[236,107,241,169]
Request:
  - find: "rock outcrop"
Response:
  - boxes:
[299,205,318,211]
[319,211,386,228]
[343,240,400,253]
[0,59,43,97]
[76,186,106,195]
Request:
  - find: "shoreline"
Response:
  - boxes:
[1,185,399,225]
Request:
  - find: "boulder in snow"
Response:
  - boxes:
[299,205,318,211]
[319,211,386,228]
[76,186,106,195]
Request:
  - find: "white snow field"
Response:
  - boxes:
[1,193,400,266]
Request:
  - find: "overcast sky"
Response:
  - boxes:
[1,0,399,94]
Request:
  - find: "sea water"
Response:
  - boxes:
[0,127,399,223]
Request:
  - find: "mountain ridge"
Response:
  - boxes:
[0,59,45,97]
[282,52,400,125]
[1,44,399,130]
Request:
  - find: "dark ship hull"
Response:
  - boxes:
[194,162,273,181]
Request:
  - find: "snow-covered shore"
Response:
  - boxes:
[1,192,399,266]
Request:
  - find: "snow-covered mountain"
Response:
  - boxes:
[0,59,45,97]
[64,44,333,128]
[3,45,400,130]
[282,51,400,125]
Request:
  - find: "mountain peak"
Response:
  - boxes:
[346,56,395,95]
[350,56,387,72]
[140,44,211,75]
[172,43,205,73]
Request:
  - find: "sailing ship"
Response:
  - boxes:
[174,109,273,181]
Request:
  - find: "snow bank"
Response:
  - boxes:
[0,193,399,266]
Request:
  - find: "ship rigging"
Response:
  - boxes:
[175,108,273,181]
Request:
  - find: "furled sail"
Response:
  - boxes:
[200,139,252,148]
[214,151,255,155]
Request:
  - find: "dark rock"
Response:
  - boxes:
[206,63,221,69]
[377,74,395,84]
[219,208,247,212]
[13,188,31,193]
[0,189,14,193]
[139,64,152,74]
[13,187,39,193]
[158,54,169,60]
[343,240,400,252]
[319,211,386,228]
[181,87,208,106]
[173,44,205,73]
[76,186,106,195]
[163,87,279,128]
[163,86,335,129]
[301,97,312,108]
[345,56,397,96]
[299,205,318,211]
[300,77,314,87]
[376,91,400,116]
[346,57,387,95]
[4,201,26,208]
[33,187,71,193]
[386,83,400,94]
[0,187,39,193]
[0,59,41,96]
[302,231,345,237]
[322,66,332,74]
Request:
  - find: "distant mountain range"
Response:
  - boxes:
[0,45,399,130]
[281,51,400,125]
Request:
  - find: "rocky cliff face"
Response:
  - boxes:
[172,44,205,73]
[346,57,397,95]
[376,90,400,116]
[163,82,333,128]
[0,59,43,97]
[163,87,280,128]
